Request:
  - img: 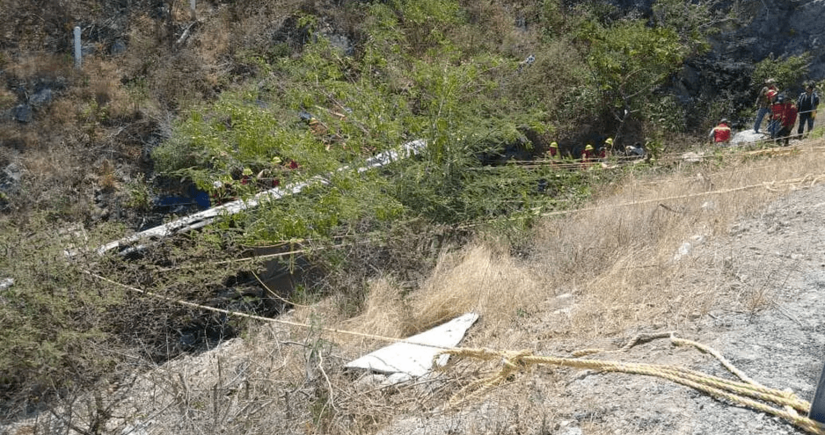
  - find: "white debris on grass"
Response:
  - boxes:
[730,129,768,146]
[0,278,13,291]
[345,312,479,378]
[681,152,704,163]
[673,235,707,261]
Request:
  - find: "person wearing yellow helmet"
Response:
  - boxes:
[581,144,594,168]
[602,137,613,158]
[548,141,559,159]
[241,167,254,185]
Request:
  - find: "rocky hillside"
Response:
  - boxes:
[2,0,825,432]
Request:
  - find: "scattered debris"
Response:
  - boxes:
[0,278,13,291]
[345,313,479,378]
[730,129,766,146]
[92,140,427,255]
[681,151,704,163]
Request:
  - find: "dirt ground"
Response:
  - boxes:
[375,178,825,435]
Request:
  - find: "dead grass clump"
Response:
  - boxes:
[0,129,39,151]
[98,159,117,190]
[343,277,408,340]
[405,244,547,339]
[79,59,133,120]
[46,98,78,125]
[0,87,16,111]
[5,53,72,81]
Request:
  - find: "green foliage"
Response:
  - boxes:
[651,0,719,54]
[149,0,736,252]
[0,217,123,403]
[580,19,687,116]
[752,52,811,91]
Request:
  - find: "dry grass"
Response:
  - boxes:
[5,53,72,81]
[286,141,825,433]
[13,142,825,435]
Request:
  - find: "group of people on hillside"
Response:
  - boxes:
[547,136,645,164]
[711,79,820,146]
[761,79,820,144]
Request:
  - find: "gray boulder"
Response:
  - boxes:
[29,88,52,108]
[110,39,127,56]
[12,105,32,123]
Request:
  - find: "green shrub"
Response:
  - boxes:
[752,52,811,91]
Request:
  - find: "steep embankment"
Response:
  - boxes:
[7,141,825,434]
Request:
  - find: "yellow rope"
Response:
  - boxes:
[438,333,825,434]
[86,273,825,433]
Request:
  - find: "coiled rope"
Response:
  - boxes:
[438,333,825,434]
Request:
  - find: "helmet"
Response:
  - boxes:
[585,144,594,151]
[605,138,613,145]
[242,167,253,176]
[776,94,785,103]
[720,118,728,125]
[550,142,558,148]
[766,78,776,84]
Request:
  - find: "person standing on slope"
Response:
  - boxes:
[797,82,820,139]
[709,119,732,145]
[754,78,778,134]
[776,98,798,147]
[769,94,786,139]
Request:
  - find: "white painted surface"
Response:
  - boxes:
[345,312,479,377]
[94,140,426,255]
[73,27,82,68]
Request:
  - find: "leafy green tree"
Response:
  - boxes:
[578,19,688,140]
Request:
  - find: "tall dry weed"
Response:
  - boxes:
[406,244,547,337]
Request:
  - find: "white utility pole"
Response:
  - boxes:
[73,26,82,68]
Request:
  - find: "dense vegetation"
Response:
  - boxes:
[0,0,821,425]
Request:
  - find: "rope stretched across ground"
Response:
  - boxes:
[89,271,825,433]
[438,332,825,434]
[83,167,825,433]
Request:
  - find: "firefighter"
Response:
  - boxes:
[582,144,594,160]
[581,144,594,169]
[604,137,614,153]
[709,119,732,145]
[240,167,254,185]
[754,78,778,133]
[769,94,786,138]
[776,98,798,147]
[547,141,559,159]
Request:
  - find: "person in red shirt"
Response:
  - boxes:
[775,99,798,146]
[768,94,786,138]
[709,119,731,145]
